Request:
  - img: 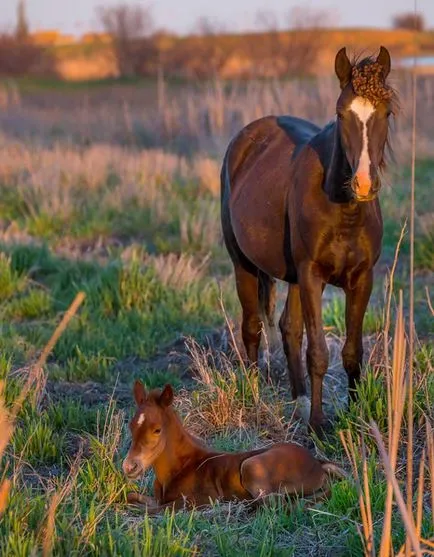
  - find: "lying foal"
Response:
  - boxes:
[123,381,346,513]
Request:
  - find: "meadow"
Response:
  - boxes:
[0,72,432,556]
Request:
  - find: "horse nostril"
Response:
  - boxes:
[123,459,139,477]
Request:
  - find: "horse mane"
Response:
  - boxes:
[350,52,399,171]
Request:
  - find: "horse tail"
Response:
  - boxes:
[258,271,280,351]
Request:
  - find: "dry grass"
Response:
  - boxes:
[181,338,288,440]
[1,74,434,162]
[0,292,85,543]
[0,70,432,555]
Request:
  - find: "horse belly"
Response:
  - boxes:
[231,210,288,279]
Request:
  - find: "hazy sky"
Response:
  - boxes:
[2,0,434,36]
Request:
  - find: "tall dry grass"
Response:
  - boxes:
[0,293,85,524]
[339,55,433,554]
[1,73,434,160]
[341,293,433,556]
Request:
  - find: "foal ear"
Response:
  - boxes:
[335,47,352,89]
[133,380,147,406]
[376,46,391,79]
[159,384,174,407]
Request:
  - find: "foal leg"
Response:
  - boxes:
[298,266,329,433]
[343,270,373,401]
[234,264,261,364]
[279,285,309,421]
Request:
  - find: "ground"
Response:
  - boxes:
[0,76,432,556]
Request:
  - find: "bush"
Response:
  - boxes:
[0,34,56,77]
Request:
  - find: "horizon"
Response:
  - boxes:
[1,0,434,37]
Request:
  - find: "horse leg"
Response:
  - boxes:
[298,266,328,433]
[343,270,373,401]
[279,285,309,421]
[258,271,279,347]
[258,271,280,381]
[234,264,261,364]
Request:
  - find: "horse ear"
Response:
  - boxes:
[376,46,391,78]
[159,384,174,407]
[335,47,352,89]
[133,380,147,406]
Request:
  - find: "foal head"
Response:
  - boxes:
[122,381,174,479]
[334,46,396,202]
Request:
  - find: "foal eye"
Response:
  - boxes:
[153,428,161,435]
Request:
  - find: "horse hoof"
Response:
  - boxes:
[294,396,311,423]
[308,418,334,439]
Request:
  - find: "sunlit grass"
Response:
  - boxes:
[0,81,432,555]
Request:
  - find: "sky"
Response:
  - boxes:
[1,0,434,36]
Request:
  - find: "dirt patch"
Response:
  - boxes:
[44,379,131,408]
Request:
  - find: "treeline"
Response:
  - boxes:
[1,2,433,80]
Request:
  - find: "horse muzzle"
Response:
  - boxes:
[123,457,143,479]
[351,173,381,202]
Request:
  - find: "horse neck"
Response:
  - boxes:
[322,122,354,204]
[152,408,211,486]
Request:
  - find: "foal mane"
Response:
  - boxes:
[350,52,399,171]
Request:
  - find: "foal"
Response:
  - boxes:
[221,46,397,433]
[122,381,345,513]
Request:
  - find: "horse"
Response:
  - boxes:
[220,46,397,433]
[122,381,346,513]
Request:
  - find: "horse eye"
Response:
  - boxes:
[154,428,161,435]
[337,113,344,120]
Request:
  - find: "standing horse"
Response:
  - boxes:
[221,47,397,433]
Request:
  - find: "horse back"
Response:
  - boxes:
[221,116,316,281]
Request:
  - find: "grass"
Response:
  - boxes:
[0,77,432,556]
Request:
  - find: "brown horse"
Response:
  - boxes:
[122,382,345,512]
[221,47,397,433]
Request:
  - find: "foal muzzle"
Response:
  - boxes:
[123,457,142,479]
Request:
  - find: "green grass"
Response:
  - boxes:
[322,295,382,336]
[0,108,432,556]
[0,244,235,384]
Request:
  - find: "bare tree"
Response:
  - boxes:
[97,3,155,77]
[192,16,232,78]
[254,6,334,77]
[16,0,29,41]
[254,11,284,76]
[285,6,333,75]
[392,12,425,31]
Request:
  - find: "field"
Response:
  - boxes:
[0,72,433,556]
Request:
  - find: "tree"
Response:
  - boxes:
[392,12,425,31]
[254,6,334,77]
[0,33,56,76]
[15,0,29,41]
[97,3,155,77]
[192,17,232,78]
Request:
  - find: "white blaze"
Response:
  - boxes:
[137,413,145,426]
[349,97,375,177]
